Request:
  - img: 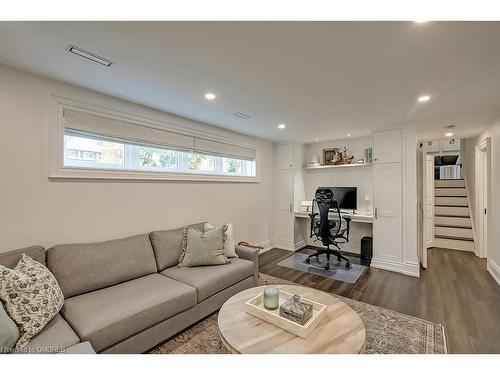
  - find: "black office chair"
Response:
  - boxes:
[306,187,352,270]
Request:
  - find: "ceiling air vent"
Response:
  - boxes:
[66,45,114,67]
[233,112,251,119]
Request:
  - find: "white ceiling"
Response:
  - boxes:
[1,21,500,143]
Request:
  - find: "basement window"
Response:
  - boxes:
[51,105,259,182]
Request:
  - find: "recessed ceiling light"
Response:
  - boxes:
[445,132,454,137]
[347,133,351,137]
[278,124,286,129]
[205,93,216,100]
[314,138,320,141]
[414,20,428,24]
[66,45,113,67]
[418,95,431,102]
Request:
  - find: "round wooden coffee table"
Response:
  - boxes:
[218,284,366,354]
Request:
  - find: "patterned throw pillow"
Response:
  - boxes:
[178,225,230,267]
[0,254,64,349]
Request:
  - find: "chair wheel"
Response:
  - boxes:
[345,262,351,269]
[305,258,310,264]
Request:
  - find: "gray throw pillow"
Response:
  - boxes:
[0,302,20,353]
[178,226,230,267]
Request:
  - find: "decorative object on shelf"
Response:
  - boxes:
[323,147,354,166]
[279,294,313,325]
[323,148,341,165]
[364,194,371,213]
[263,287,279,310]
[308,155,320,166]
[364,148,373,163]
[357,158,365,164]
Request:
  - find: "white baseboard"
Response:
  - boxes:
[487,258,500,287]
[294,240,307,251]
[371,258,419,277]
[257,239,274,254]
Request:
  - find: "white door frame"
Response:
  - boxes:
[475,138,490,259]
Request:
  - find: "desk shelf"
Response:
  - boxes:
[304,163,372,170]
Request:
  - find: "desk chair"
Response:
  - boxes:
[306,187,352,270]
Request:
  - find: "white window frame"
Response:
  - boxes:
[48,96,260,183]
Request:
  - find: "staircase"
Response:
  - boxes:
[434,179,475,251]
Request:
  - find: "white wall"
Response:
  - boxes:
[0,64,274,252]
[462,119,500,285]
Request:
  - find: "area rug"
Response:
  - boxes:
[150,273,447,354]
[277,251,366,283]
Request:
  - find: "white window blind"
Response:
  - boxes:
[63,109,256,160]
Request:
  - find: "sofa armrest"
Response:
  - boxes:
[235,245,259,286]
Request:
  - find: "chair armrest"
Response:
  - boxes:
[235,245,259,285]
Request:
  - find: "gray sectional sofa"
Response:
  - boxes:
[0,222,259,354]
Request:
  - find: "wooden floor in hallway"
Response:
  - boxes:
[259,247,500,354]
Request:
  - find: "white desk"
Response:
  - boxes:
[294,211,373,223]
[293,210,373,254]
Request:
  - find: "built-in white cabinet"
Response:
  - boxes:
[441,139,460,152]
[276,143,294,170]
[372,129,406,271]
[373,163,402,263]
[425,139,460,153]
[373,129,402,164]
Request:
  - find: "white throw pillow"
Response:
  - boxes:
[204,222,238,258]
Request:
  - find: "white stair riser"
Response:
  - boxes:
[435,179,465,188]
[435,226,473,239]
[435,197,468,206]
[435,188,466,197]
[435,206,470,217]
[434,237,475,252]
[435,216,472,228]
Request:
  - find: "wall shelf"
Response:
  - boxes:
[304,163,372,170]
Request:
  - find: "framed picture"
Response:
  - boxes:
[323,148,341,165]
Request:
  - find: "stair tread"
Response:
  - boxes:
[435,204,468,207]
[435,224,472,229]
[434,214,470,218]
[435,235,474,242]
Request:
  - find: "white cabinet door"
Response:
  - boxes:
[441,139,460,152]
[425,140,440,153]
[373,129,402,164]
[276,144,294,170]
[273,170,294,249]
[373,163,402,263]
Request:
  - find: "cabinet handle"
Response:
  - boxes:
[374,208,378,219]
[290,204,293,214]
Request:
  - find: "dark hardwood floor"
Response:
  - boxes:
[259,247,500,353]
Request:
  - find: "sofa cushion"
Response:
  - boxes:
[0,246,46,268]
[13,314,79,354]
[0,302,20,353]
[161,258,254,302]
[61,273,196,352]
[62,341,95,354]
[47,234,157,298]
[149,222,205,270]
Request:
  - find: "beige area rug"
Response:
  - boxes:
[150,273,447,354]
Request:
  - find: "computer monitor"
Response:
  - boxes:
[331,186,357,211]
